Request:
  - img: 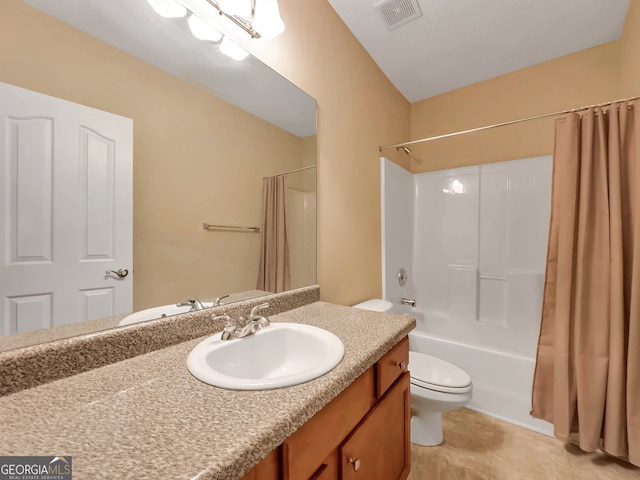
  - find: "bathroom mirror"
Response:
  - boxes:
[0,0,317,351]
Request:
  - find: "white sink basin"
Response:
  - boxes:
[187,323,344,390]
[119,302,214,326]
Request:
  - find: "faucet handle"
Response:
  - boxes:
[213,314,236,340]
[249,302,270,317]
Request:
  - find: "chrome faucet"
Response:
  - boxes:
[213,294,229,307]
[401,297,416,307]
[216,303,271,340]
[177,297,205,311]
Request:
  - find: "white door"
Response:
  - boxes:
[0,82,133,335]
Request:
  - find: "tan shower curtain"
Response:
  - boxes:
[531,101,640,466]
[256,176,290,293]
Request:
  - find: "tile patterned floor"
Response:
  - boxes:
[408,409,640,480]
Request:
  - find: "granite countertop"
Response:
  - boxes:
[0,301,415,479]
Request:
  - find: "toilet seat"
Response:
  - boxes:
[409,351,472,394]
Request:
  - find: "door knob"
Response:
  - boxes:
[106,268,129,278]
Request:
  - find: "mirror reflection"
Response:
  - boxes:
[0,0,317,351]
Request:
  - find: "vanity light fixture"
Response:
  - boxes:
[216,0,253,18]
[148,0,284,60]
[220,36,250,60]
[251,0,285,39]
[177,0,285,40]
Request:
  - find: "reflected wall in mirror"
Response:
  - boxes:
[0,0,317,351]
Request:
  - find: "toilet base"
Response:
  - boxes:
[411,411,444,446]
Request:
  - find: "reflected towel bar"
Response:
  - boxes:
[203,223,261,232]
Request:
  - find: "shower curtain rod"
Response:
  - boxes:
[264,164,316,179]
[378,95,640,152]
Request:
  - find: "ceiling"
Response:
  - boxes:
[327,0,630,102]
[20,0,316,137]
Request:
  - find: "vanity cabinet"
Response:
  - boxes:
[340,372,410,480]
[241,337,410,480]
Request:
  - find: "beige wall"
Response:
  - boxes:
[240,0,411,305]
[301,136,318,167]
[0,0,306,310]
[409,41,621,172]
[621,0,640,96]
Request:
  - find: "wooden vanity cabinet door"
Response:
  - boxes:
[309,450,339,480]
[340,372,411,480]
[282,367,375,480]
[240,447,280,480]
[375,337,409,398]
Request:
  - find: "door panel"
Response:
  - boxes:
[8,117,53,264]
[6,293,53,334]
[80,287,114,321]
[81,126,115,260]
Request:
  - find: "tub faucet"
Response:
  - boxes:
[177,298,205,311]
[401,298,416,307]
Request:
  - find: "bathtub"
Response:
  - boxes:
[407,324,553,436]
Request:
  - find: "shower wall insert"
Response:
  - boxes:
[381,156,554,435]
[285,167,317,290]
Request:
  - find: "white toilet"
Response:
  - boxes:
[353,299,473,446]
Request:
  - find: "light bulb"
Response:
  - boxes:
[252,0,285,39]
[219,36,249,60]
[146,0,187,18]
[216,0,252,18]
[188,14,222,42]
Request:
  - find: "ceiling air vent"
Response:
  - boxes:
[376,0,423,31]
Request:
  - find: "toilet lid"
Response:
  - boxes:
[352,299,393,312]
[409,351,472,393]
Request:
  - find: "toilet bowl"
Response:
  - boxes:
[408,351,472,446]
[353,299,473,446]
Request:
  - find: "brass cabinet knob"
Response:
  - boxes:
[397,361,407,371]
[348,457,361,471]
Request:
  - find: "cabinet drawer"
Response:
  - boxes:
[283,367,375,480]
[375,337,409,398]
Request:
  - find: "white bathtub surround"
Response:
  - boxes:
[381,156,553,435]
[381,158,416,303]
